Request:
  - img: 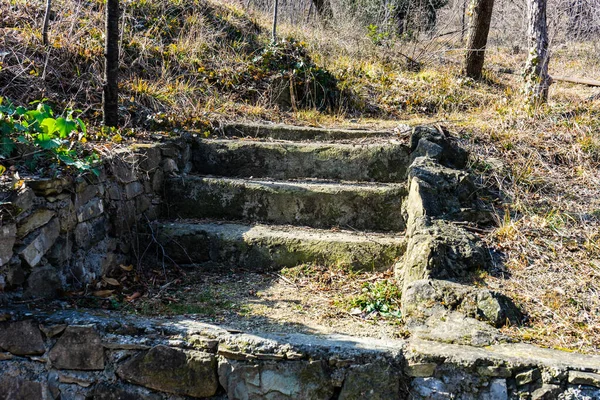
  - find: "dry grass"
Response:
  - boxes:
[2,0,600,353]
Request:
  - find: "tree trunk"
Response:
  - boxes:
[272,0,279,43]
[311,0,333,20]
[523,0,550,107]
[103,0,119,127]
[464,0,495,79]
[42,0,51,46]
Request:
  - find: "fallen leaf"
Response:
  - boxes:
[93,290,114,298]
[120,264,134,271]
[126,292,141,302]
[103,277,121,286]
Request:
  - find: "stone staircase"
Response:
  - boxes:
[155,124,412,272]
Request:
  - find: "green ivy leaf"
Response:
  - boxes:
[40,118,57,136]
[55,117,77,138]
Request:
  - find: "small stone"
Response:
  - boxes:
[134,144,162,172]
[110,159,137,184]
[57,371,96,387]
[39,324,67,338]
[74,217,106,249]
[0,320,45,356]
[0,224,16,266]
[405,362,438,377]
[48,325,104,370]
[162,158,178,175]
[218,359,333,400]
[19,217,60,267]
[24,265,61,299]
[93,382,163,400]
[532,384,562,400]
[477,366,512,378]
[117,345,218,398]
[0,376,46,400]
[411,377,449,398]
[76,198,104,223]
[0,352,13,360]
[339,363,401,400]
[489,379,508,400]
[516,368,542,386]
[124,181,144,199]
[151,169,164,193]
[10,187,35,214]
[26,177,71,196]
[16,209,55,238]
[568,371,600,388]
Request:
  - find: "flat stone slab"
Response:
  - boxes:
[154,221,406,271]
[192,139,411,183]
[220,123,396,141]
[165,176,407,231]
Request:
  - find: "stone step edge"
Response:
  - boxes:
[152,220,406,271]
[217,122,405,141]
[166,175,409,192]
[155,220,407,244]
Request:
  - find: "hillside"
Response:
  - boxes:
[1,0,600,354]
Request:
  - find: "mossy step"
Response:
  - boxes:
[192,139,411,182]
[219,123,395,141]
[153,221,406,271]
[165,176,407,231]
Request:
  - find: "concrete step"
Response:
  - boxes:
[192,139,410,183]
[153,221,406,271]
[219,122,396,141]
[164,176,407,232]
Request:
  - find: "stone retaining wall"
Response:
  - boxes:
[0,310,599,399]
[0,138,191,301]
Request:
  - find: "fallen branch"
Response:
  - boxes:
[551,75,600,87]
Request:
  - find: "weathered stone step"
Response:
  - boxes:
[219,122,396,141]
[165,176,407,231]
[192,139,410,182]
[153,221,406,271]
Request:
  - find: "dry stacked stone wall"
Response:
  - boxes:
[0,138,192,301]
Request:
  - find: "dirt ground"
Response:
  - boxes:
[126,265,408,340]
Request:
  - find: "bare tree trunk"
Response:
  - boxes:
[460,0,466,43]
[272,0,279,43]
[42,0,51,45]
[103,0,119,127]
[312,0,333,20]
[523,0,550,107]
[464,0,495,79]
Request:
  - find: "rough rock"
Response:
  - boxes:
[0,320,45,355]
[24,265,61,299]
[93,382,163,400]
[338,363,401,399]
[19,217,60,267]
[76,198,104,223]
[409,126,468,169]
[134,144,162,172]
[218,359,334,400]
[117,345,218,398]
[48,325,104,370]
[26,177,72,196]
[0,224,16,266]
[568,371,600,387]
[516,368,541,386]
[532,384,562,400]
[0,376,47,400]
[124,181,144,199]
[407,311,507,347]
[405,363,438,377]
[16,209,55,238]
